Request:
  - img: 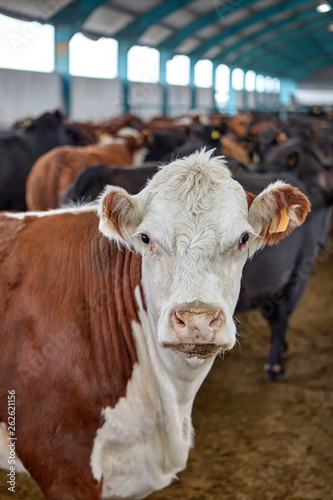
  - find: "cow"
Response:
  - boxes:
[0,110,84,211]
[144,128,188,161]
[61,159,249,208]
[25,137,144,211]
[61,163,160,205]
[160,125,225,163]
[0,150,310,499]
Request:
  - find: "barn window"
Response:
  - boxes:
[273,77,281,93]
[166,55,190,86]
[265,76,274,93]
[231,68,244,91]
[215,64,230,106]
[245,70,256,92]
[194,59,213,88]
[256,74,265,93]
[128,46,159,83]
[0,14,54,72]
[69,33,118,79]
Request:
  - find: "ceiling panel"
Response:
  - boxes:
[163,9,197,29]
[0,0,72,21]
[110,0,162,15]
[177,36,202,54]
[139,25,174,46]
[0,0,331,82]
[83,6,134,37]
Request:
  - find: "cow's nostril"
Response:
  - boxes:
[209,313,219,326]
[175,313,186,327]
[209,311,221,326]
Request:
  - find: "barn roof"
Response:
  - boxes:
[0,0,332,81]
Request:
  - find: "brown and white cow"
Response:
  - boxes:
[25,133,147,211]
[0,150,310,499]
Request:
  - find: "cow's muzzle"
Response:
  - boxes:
[165,302,229,358]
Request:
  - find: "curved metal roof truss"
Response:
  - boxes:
[0,0,332,82]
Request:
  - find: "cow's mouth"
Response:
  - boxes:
[163,342,222,359]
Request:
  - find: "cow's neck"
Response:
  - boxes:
[133,282,215,409]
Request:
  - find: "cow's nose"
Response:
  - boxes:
[170,304,225,343]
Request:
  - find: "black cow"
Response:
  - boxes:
[144,129,188,161]
[160,125,225,163]
[235,171,332,379]
[259,136,333,199]
[0,110,84,211]
[61,163,160,205]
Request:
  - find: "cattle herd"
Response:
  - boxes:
[0,108,332,499]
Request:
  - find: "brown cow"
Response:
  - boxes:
[26,138,140,211]
[220,133,250,166]
[0,150,310,499]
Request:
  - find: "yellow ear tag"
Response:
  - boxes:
[269,206,290,234]
[211,129,221,140]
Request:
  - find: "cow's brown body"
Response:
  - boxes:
[26,142,135,211]
[0,211,141,499]
[0,150,311,499]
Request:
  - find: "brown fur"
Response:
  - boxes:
[103,189,139,242]
[226,114,252,137]
[26,142,135,211]
[0,211,143,499]
[261,185,311,245]
[220,134,250,165]
[245,190,256,208]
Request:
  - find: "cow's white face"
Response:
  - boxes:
[133,171,250,357]
[99,150,310,362]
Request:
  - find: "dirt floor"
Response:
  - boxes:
[1,233,332,500]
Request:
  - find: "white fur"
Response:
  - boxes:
[91,287,213,499]
[99,149,253,352]
[112,127,147,166]
[3,205,97,220]
[0,423,27,474]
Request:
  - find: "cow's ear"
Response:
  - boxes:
[98,186,141,247]
[247,181,311,252]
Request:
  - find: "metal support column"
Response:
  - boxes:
[55,26,72,117]
[118,40,131,114]
[212,61,218,111]
[51,1,110,117]
[228,67,237,115]
[159,50,171,115]
[189,57,197,110]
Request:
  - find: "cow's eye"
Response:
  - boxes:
[141,234,150,244]
[239,232,249,245]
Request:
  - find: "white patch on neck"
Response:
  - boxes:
[3,204,98,220]
[90,285,213,499]
[133,147,147,166]
[0,423,27,474]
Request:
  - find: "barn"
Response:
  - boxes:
[0,1,332,499]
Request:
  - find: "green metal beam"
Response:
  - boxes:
[55,28,71,116]
[245,31,332,74]
[223,16,329,69]
[118,40,132,113]
[114,0,197,44]
[254,44,333,80]
[158,0,261,52]
[292,54,333,80]
[189,58,196,109]
[188,0,321,60]
[243,27,333,77]
[49,0,109,38]
[211,8,324,66]
[159,50,172,115]
[51,1,110,117]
